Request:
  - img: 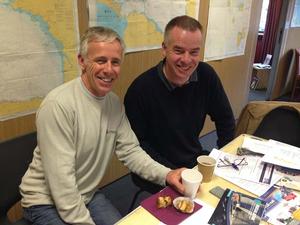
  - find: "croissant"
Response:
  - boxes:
[156,196,172,208]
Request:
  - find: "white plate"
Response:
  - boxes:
[173,197,194,213]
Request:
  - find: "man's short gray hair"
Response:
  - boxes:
[79,26,126,58]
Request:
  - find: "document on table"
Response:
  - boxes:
[241,136,271,155]
[242,136,300,170]
[261,140,300,170]
[221,177,272,196]
[209,149,281,196]
[210,149,281,184]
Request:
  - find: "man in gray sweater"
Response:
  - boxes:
[20,26,185,225]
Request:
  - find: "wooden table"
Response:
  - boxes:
[116,134,269,225]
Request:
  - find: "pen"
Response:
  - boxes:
[224,156,239,171]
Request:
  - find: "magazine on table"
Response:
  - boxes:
[208,188,266,225]
[260,184,300,225]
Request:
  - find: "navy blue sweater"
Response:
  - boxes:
[124,61,235,168]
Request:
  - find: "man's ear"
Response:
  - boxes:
[78,54,86,71]
[162,42,167,57]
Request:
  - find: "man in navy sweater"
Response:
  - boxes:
[124,15,235,192]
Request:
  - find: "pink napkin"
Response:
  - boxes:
[140,186,202,225]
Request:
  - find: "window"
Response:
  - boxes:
[291,0,300,27]
[259,0,270,33]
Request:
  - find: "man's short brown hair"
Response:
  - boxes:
[164,15,202,45]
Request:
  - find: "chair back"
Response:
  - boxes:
[254,106,300,147]
[0,132,36,223]
[235,101,300,146]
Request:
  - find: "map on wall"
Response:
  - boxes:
[88,0,200,52]
[0,0,79,120]
[204,0,252,62]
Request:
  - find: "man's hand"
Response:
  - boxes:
[166,168,186,194]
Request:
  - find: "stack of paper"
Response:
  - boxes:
[210,136,300,196]
[242,136,300,170]
[210,149,280,196]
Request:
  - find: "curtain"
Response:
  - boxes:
[259,0,283,63]
[254,35,264,63]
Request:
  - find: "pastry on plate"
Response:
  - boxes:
[173,197,194,213]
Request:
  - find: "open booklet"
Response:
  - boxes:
[260,185,300,225]
[208,189,266,225]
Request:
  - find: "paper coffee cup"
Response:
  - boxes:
[181,169,202,199]
[197,155,216,182]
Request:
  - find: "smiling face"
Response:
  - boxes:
[162,26,202,86]
[79,40,122,97]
